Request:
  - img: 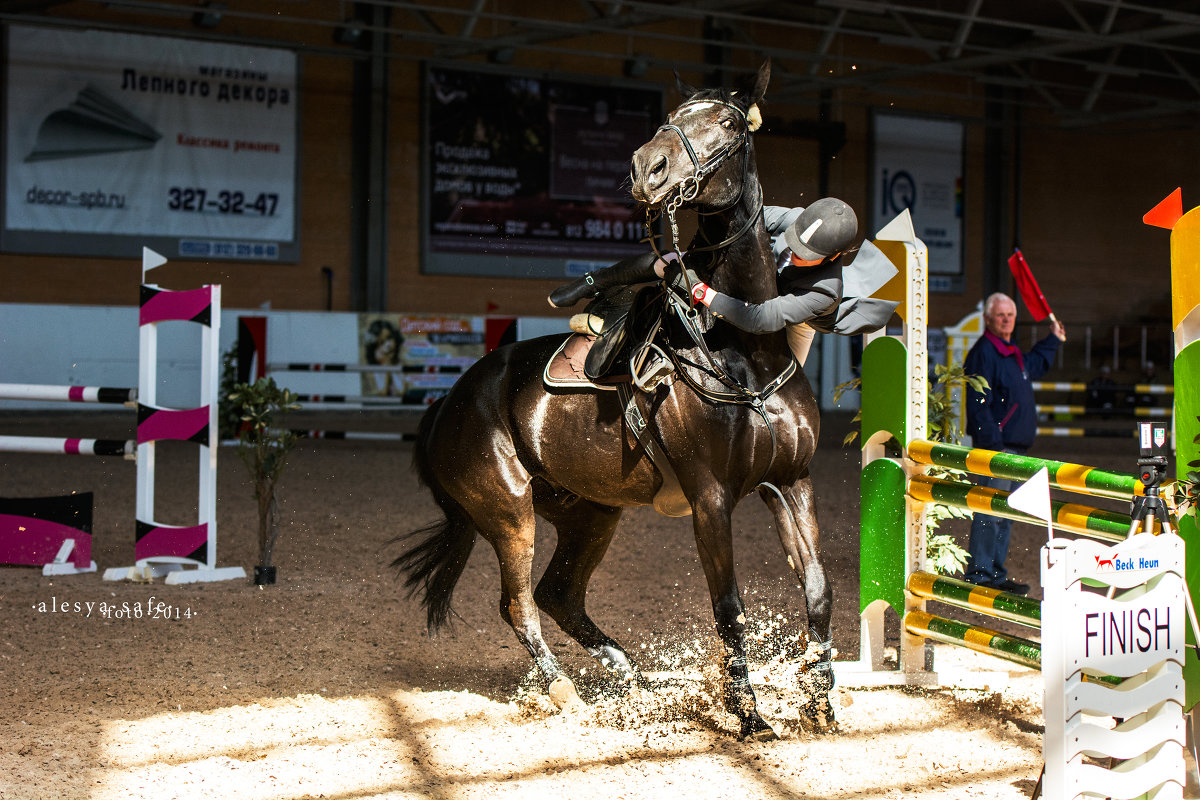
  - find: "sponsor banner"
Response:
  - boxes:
[1053,533,1185,676]
[3,24,296,259]
[424,64,660,264]
[358,314,486,402]
[871,112,964,279]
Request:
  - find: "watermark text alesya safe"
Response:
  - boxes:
[31,596,196,620]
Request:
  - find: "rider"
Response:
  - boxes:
[548,197,898,365]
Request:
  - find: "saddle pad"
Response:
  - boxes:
[543,334,618,391]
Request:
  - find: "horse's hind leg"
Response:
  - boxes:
[758,475,835,723]
[534,498,638,685]
[468,487,580,708]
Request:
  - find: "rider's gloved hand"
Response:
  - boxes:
[666,264,715,307]
[665,263,700,293]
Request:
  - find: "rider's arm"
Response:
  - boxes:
[762,206,802,239]
[762,207,803,264]
[692,286,838,334]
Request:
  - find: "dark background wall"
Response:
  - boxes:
[1,1,1196,365]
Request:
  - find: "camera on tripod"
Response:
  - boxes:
[1130,421,1172,531]
[1137,421,1170,490]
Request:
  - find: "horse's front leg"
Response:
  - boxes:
[692,490,776,741]
[758,475,835,727]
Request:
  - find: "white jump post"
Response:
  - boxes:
[846,209,932,681]
[102,248,244,584]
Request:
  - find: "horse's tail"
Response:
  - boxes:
[390,399,478,633]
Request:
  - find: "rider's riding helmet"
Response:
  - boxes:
[783,197,858,264]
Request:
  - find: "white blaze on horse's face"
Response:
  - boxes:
[630,98,748,208]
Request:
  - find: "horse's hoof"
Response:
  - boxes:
[739,717,778,742]
[548,675,585,710]
[805,697,837,732]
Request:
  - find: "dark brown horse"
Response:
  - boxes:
[394,61,831,739]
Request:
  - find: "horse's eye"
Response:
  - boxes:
[721,119,735,129]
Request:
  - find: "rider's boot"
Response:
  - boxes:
[548,251,661,308]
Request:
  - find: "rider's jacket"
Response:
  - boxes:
[706,205,898,336]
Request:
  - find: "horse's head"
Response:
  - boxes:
[630,61,769,211]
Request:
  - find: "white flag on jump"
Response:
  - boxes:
[142,247,167,282]
[1008,467,1053,539]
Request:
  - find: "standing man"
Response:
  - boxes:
[963,292,1066,594]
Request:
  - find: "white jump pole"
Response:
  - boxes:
[0,435,134,457]
[0,384,136,405]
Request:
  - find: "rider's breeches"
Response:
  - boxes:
[786,322,816,366]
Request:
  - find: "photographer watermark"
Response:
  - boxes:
[31,595,197,620]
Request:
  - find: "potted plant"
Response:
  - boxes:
[228,377,300,585]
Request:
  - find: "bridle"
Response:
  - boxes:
[657,99,750,197]
[648,98,762,260]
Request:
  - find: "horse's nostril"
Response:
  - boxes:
[647,154,667,186]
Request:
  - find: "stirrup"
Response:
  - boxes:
[630,341,675,392]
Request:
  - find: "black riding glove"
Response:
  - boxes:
[665,262,701,298]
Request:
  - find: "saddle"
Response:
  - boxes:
[542,284,691,517]
[543,284,669,388]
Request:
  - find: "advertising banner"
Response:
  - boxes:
[423,64,661,277]
[3,24,297,260]
[871,112,964,290]
[358,314,486,405]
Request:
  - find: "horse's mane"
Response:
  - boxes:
[677,87,753,115]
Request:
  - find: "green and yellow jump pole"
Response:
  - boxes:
[907,440,1143,502]
[907,475,1133,542]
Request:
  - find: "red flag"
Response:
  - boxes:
[1007,248,1053,321]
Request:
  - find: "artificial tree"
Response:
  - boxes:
[228,377,299,585]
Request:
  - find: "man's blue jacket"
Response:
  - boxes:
[964,331,1061,451]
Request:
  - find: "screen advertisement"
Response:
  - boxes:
[423,64,662,279]
[871,112,965,292]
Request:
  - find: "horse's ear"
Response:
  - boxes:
[674,70,699,99]
[746,59,771,106]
